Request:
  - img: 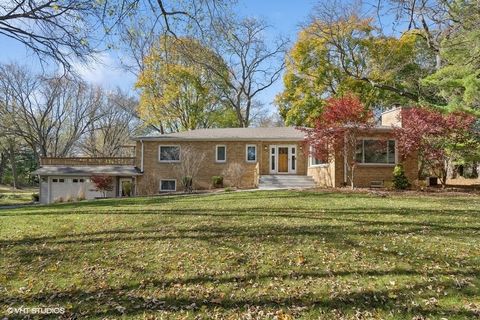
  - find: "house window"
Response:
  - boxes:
[309,146,327,167]
[271,147,276,171]
[310,157,325,166]
[356,139,396,164]
[216,145,226,162]
[52,178,64,183]
[159,145,180,162]
[291,147,296,171]
[73,179,79,183]
[79,178,85,183]
[160,179,176,191]
[246,145,257,162]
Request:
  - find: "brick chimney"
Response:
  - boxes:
[381,105,404,127]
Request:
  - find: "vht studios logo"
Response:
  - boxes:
[6,305,65,315]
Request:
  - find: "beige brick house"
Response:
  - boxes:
[34,108,417,203]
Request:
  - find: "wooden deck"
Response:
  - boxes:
[40,157,136,166]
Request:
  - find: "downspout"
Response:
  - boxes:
[140,139,144,172]
[343,135,347,186]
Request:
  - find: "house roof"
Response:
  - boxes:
[132,127,306,141]
[32,165,142,176]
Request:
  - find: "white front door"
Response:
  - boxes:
[269,145,297,174]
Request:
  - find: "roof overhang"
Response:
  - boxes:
[131,136,305,142]
[32,165,143,176]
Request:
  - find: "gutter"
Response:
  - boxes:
[140,139,144,172]
[131,137,306,142]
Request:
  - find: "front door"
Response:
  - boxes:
[269,145,297,174]
[278,147,289,173]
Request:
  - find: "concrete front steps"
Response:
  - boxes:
[259,175,316,190]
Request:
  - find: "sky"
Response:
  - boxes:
[0,0,321,113]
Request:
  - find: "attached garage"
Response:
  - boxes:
[33,165,142,204]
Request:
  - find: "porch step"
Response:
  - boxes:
[259,175,316,190]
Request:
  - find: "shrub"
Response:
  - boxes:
[138,175,160,195]
[392,164,410,190]
[181,176,193,193]
[122,181,132,197]
[77,189,86,201]
[223,162,247,188]
[31,193,40,202]
[90,175,113,198]
[212,176,223,188]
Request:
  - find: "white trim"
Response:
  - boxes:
[308,146,329,168]
[215,145,227,163]
[245,144,257,163]
[269,145,276,174]
[356,163,396,167]
[309,161,329,168]
[158,145,181,163]
[269,144,297,174]
[160,179,177,192]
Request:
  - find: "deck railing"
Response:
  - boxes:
[40,157,136,166]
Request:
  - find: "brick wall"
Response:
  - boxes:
[332,131,418,188]
[135,140,307,194]
[381,107,402,127]
[307,162,336,187]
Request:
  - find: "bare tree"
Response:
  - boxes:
[0,0,232,71]
[172,146,206,192]
[373,0,453,70]
[223,162,247,188]
[209,18,289,127]
[80,89,141,157]
[0,64,101,159]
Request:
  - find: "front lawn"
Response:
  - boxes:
[0,185,35,206]
[0,190,479,319]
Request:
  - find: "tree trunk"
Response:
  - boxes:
[349,164,355,190]
[8,143,19,189]
[0,152,6,185]
[472,162,478,179]
[458,165,464,178]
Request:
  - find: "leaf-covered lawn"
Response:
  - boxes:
[0,190,479,319]
[0,185,34,206]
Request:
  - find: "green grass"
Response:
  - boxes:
[0,185,35,206]
[0,190,479,319]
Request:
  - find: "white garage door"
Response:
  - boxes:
[50,177,103,203]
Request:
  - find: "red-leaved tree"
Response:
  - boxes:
[302,95,373,189]
[90,175,114,198]
[395,108,478,187]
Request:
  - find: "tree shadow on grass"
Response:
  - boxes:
[2,272,478,319]
[2,219,478,281]
[2,205,479,221]
[1,215,479,249]
[6,188,474,215]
